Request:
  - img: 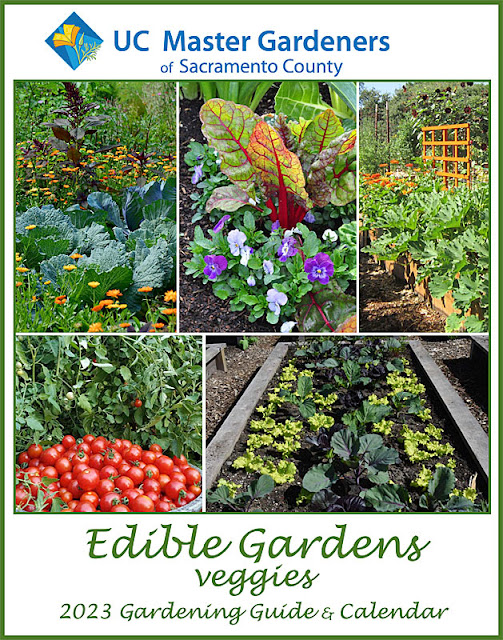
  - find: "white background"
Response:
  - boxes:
[4,3,499,637]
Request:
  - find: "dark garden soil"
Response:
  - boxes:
[420,337,488,433]
[206,336,279,442]
[359,253,446,333]
[179,87,279,333]
[207,340,486,513]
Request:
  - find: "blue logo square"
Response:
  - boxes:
[46,12,103,70]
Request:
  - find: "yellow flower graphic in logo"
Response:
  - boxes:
[50,20,101,67]
[53,24,80,48]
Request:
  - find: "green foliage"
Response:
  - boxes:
[360,174,489,332]
[207,475,275,512]
[15,179,176,332]
[15,335,202,462]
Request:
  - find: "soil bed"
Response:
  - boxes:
[359,253,446,333]
[420,337,488,433]
[207,337,486,512]
[206,336,279,442]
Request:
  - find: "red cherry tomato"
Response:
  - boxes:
[77,468,100,491]
[134,398,143,408]
[62,435,76,449]
[155,455,174,476]
[132,495,155,512]
[27,444,43,459]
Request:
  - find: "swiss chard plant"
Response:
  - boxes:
[185,97,357,332]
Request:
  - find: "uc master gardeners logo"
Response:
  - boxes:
[46,12,103,70]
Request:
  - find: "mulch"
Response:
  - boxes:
[359,253,447,333]
[205,336,279,442]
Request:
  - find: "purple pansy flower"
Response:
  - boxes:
[304,253,334,285]
[271,221,281,232]
[213,215,230,233]
[247,275,256,287]
[191,164,204,185]
[277,236,298,262]
[303,211,316,223]
[266,288,288,315]
[203,255,228,280]
[227,229,247,256]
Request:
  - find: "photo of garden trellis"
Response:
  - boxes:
[359,81,489,333]
[179,81,357,333]
[206,335,488,513]
[15,81,177,333]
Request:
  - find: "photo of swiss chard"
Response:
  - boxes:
[15,81,177,333]
[207,336,488,513]
[179,81,357,333]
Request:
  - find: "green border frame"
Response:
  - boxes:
[1,0,501,638]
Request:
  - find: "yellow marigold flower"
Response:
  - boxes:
[106,289,122,298]
[70,253,83,260]
[153,322,165,329]
[63,264,77,271]
[138,286,153,293]
[160,308,176,315]
[16,267,29,273]
[16,281,22,287]
[119,322,131,328]
[88,322,103,333]
[118,304,127,309]
[15,253,22,262]
[88,281,100,288]
[44,281,51,285]
[109,304,120,309]
[164,290,177,303]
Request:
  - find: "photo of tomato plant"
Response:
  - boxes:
[359,81,489,333]
[15,335,202,512]
[15,81,177,333]
[179,81,357,333]
[207,337,487,513]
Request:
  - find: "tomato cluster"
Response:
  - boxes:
[15,435,202,513]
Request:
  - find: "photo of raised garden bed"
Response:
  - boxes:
[15,334,202,512]
[206,336,488,513]
[15,81,177,333]
[179,81,357,333]
[359,81,489,333]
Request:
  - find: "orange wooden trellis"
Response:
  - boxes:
[422,123,471,188]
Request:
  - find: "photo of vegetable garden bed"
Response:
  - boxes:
[179,81,357,333]
[15,335,202,513]
[359,81,489,333]
[15,81,177,333]
[207,336,488,513]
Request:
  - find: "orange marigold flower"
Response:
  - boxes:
[16,267,29,273]
[70,253,83,259]
[390,159,399,164]
[106,289,122,298]
[88,281,100,288]
[55,295,67,305]
[138,286,153,293]
[88,322,103,333]
[119,322,131,328]
[405,163,414,168]
[153,322,165,329]
[100,299,114,306]
[378,164,387,168]
[16,281,22,287]
[160,308,176,315]
[164,290,177,303]
[31,295,37,302]
[92,303,105,312]
[149,329,156,333]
